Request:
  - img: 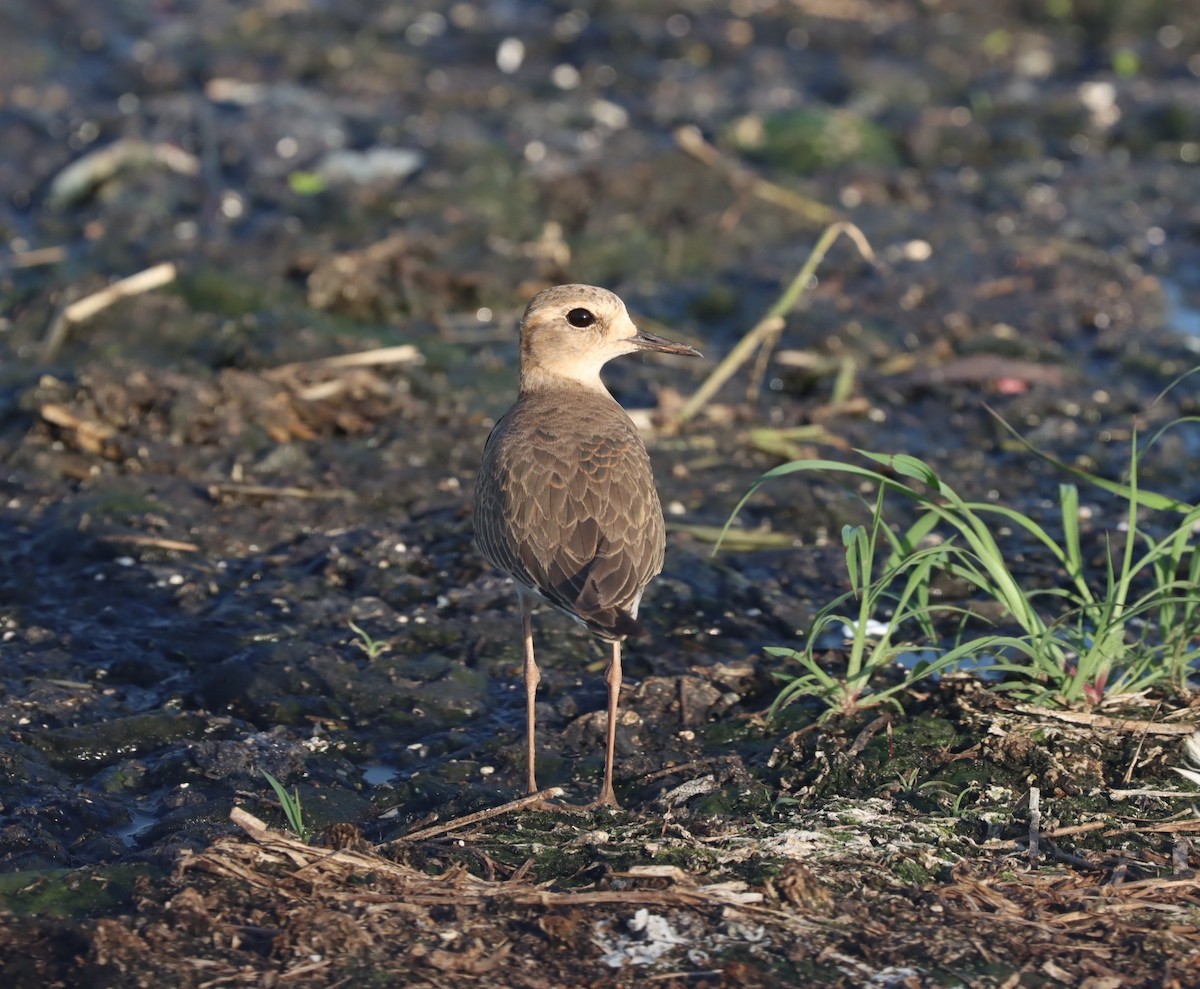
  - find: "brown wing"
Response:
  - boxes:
[473,392,665,639]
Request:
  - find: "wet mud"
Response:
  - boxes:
[2,1,1200,985]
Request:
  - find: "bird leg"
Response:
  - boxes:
[520,599,622,813]
[593,638,622,809]
[521,594,540,795]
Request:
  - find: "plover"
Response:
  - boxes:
[473,284,700,808]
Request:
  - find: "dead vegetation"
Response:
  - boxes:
[5,787,1197,987]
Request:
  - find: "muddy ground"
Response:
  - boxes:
[2,1,1200,986]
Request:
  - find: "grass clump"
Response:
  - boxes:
[753,485,1012,717]
[723,408,1200,718]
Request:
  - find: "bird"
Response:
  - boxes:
[473,284,701,809]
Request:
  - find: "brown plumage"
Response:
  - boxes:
[473,284,700,808]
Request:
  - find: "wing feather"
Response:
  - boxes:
[473,390,666,639]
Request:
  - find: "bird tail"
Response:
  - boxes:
[611,610,647,639]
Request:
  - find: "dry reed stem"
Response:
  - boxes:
[386,788,566,844]
[43,262,178,360]
[266,344,425,378]
[673,125,841,227]
[670,222,874,430]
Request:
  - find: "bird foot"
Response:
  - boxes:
[580,788,622,812]
[523,789,622,815]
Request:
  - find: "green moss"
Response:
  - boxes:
[173,267,276,317]
[0,864,154,917]
[727,108,900,175]
[703,717,771,747]
[395,624,466,653]
[889,855,935,886]
[31,712,209,773]
[74,488,162,520]
[692,781,776,817]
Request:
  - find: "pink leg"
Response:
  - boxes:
[521,595,540,795]
[594,639,622,808]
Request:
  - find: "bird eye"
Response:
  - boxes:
[565,307,596,328]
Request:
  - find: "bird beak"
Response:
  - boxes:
[630,328,702,358]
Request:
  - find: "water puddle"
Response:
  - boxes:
[113,810,159,847]
[811,628,1006,682]
[362,762,399,786]
[1163,279,1200,350]
[893,648,1006,682]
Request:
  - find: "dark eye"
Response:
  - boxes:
[566,307,596,328]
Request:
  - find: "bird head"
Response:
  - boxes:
[518,284,701,393]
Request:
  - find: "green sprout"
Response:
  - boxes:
[262,770,310,843]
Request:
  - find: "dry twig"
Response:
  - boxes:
[669,222,875,429]
[207,482,356,503]
[98,534,201,553]
[1014,706,1199,736]
[387,788,566,844]
[47,138,200,207]
[673,125,840,227]
[266,345,425,379]
[43,262,177,360]
[8,245,67,269]
[1028,786,1041,869]
[200,808,781,919]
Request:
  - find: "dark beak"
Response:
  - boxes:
[631,328,702,358]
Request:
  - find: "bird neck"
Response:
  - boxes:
[518,363,612,398]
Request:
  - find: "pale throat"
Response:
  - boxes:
[519,352,618,395]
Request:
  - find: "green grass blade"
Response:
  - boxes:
[262,770,308,842]
[985,407,1190,512]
